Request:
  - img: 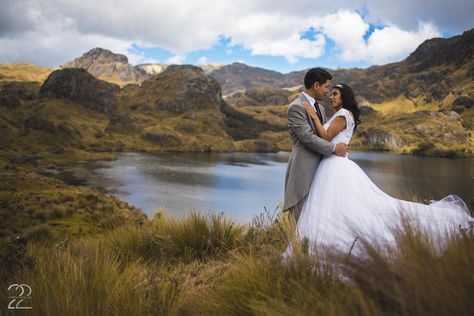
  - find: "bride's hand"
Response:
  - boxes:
[303,102,318,120]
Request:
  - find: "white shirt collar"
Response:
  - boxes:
[302,91,317,108]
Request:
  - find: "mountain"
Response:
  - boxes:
[61,48,150,86]
[212,29,474,157]
[212,29,474,111]
[331,28,474,109]
[0,63,52,83]
[1,64,287,169]
[61,47,225,85]
[0,29,472,158]
[210,63,289,94]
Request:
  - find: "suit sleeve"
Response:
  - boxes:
[288,104,334,156]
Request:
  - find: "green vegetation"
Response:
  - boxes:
[1,208,473,315]
[0,171,145,243]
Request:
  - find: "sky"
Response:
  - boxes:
[0,0,473,73]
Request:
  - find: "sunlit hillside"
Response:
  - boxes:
[0,63,52,83]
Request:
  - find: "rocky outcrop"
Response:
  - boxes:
[410,111,467,143]
[0,82,40,109]
[39,68,119,113]
[137,65,223,114]
[105,114,139,134]
[62,47,150,84]
[356,128,408,150]
[452,96,474,112]
[140,132,182,146]
[24,114,81,137]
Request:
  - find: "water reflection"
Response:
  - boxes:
[40,151,474,223]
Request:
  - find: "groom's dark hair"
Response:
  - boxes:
[304,68,332,89]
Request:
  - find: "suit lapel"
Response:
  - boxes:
[298,93,317,133]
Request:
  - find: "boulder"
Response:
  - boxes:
[138,65,223,114]
[357,128,407,150]
[141,132,182,146]
[39,68,119,113]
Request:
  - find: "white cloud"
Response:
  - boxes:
[315,10,369,62]
[166,54,186,65]
[227,13,326,63]
[314,10,441,64]
[197,56,208,65]
[0,0,469,68]
[365,22,440,64]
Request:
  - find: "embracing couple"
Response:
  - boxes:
[282,67,473,254]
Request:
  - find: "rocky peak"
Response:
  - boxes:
[61,47,150,85]
[39,68,119,113]
[63,47,128,67]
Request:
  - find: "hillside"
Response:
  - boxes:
[0,29,473,157]
[0,63,52,83]
[213,29,474,157]
[211,29,474,102]
[0,64,286,171]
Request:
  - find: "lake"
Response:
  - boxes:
[42,151,474,223]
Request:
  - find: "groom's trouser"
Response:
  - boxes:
[287,198,305,224]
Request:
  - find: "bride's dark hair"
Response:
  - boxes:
[333,83,361,129]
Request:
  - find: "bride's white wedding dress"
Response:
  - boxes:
[290,108,473,255]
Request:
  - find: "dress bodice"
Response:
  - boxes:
[323,108,355,145]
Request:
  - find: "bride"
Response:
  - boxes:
[289,83,473,255]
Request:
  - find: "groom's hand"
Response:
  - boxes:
[333,143,348,156]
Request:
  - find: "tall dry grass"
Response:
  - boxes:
[0,208,472,315]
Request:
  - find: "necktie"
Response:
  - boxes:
[314,101,323,123]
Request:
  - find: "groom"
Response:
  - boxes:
[283,67,347,222]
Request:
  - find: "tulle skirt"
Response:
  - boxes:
[291,155,473,256]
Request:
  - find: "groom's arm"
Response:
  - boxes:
[288,104,334,156]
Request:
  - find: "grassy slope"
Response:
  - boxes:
[0,171,145,243]
[0,64,52,83]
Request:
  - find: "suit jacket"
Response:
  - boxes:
[282,93,334,211]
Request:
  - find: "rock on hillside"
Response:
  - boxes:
[39,68,119,113]
[131,65,224,114]
[61,48,150,85]
[0,82,40,109]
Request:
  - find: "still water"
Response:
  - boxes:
[45,151,474,223]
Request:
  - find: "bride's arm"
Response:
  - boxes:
[303,102,346,141]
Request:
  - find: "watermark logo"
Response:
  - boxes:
[7,284,32,310]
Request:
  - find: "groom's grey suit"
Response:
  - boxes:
[283,93,334,220]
